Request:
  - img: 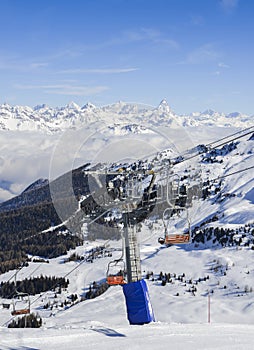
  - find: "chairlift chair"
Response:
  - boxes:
[158,207,191,246]
[163,232,191,245]
[11,292,30,316]
[11,268,31,316]
[2,303,10,310]
[106,259,127,285]
[158,229,191,246]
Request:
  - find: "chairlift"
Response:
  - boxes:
[106,230,127,285]
[158,207,191,246]
[106,259,127,285]
[2,303,10,310]
[166,174,180,206]
[163,232,191,245]
[11,267,31,316]
[11,292,30,316]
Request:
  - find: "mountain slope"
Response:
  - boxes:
[0,131,253,274]
[0,123,254,345]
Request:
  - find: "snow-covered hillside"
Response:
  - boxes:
[0,100,254,348]
[1,233,254,349]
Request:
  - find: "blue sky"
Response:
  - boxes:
[0,0,253,114]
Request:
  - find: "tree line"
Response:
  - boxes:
[0,275,69,298]
[0,165,90,275]
[8,313,42,328]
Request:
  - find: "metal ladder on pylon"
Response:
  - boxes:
[127,225,142,282]
[122,210,142,284]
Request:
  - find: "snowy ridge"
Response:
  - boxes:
[0,100,253,133]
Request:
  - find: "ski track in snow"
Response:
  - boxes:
[1,323,254,350]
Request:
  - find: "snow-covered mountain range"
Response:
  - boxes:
[0,100,252,133]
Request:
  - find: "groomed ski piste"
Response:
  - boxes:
[1,238,254,349]
[1,114,254,349]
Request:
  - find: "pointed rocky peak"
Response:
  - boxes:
[157,99,171,113]
[65,101,80,110]
[0,102,12,110]
[115,100,125,106]
[201,109,216,116]
[226,112,242,118]
[106,100,126,109]
[33,104,48,111]
[81,102,96,110]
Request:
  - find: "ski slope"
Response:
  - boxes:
[1,233,254,349]
[1,322,254,350]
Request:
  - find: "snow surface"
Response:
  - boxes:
[1,237,254,349]
[1,323,254,350]
[1,100,254,348]
[0,100,252,133]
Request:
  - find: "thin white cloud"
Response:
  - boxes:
[0,60,49,72]
[220,0,239,13]
[153,38,179,49]
[190,14,205,26]
[218,62,230,68]
[123,27,180,49]
[29,62,49,69]
[0,51,49,71]
[180,44,221,65]
[59,67,139,74]
[213,62,230,75]
[90,27,179,51]
[231,90,241,95]
[44,85,109,96]
[14,83,109,96]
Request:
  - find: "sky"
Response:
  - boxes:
[0,0,254,114]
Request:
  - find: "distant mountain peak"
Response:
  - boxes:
[65,101,80,110]
[226,112,242,118]
[201,109,216,116]
[2,102,11,108]
[82,102,96,110]
[158,99,171,113]
[0,100,252,133]
[34,104,48,111]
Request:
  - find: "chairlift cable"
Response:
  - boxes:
[206,125,254,148]
[210,165,254,182]
[173,127,254,166]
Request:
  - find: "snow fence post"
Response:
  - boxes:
[122,279,155,325]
